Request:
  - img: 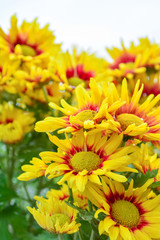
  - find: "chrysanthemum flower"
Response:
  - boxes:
[35,78,123,134]
[39,130,136,192]
[106,38,160,81]
[85,177,160,240]
[27,197,80,234]
[52,48,107,89]
[105,79,160,146]
[0,102,35,144]
[0,14,60,65]
[35,184,88,209]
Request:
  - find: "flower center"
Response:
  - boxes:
[117,113,144,131]
[75,110,97,122]
[70,151,102,172]
[20,45,36,57]
[51,213,71,227]
[111,200,140,228]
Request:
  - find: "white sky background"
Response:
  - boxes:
[1,0,160,59]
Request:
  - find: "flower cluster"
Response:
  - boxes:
[2,15,160,240]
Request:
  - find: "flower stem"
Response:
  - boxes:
[90,229,95,240]
[87,198,93,212]
[58,234,63,240]
[42,85,49,103]
[68,185,73,203]
[78,229,84,240]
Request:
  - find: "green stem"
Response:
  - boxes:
[42,86,49,103]
[23,182,32,202]
[87,198,93,212]
[58,234,63,240]
[68,185,73,203]
[7,145,16,189]
[90,229,95,240]
[78,228,84,240]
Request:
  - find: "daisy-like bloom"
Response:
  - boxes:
[52,48,107,89]
[106,38,160,82]
[105,79,160,146]
[0,14,60,66]
[38,130,136,192]
[85,177,160,240]
[0,102,35,144]
[27,196,80,234]
[35,184,88,209]
[35,78,123,134]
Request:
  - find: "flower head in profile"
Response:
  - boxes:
[0,102,35,144]
[52,48,107,90]
[35,78,123,134]
[106,38,160,82]
[35,184,88,209]
[27,196,80,234]
[86,177,160,240]
[38,130,136,192]
[132,143,160,184]
[0,14,60,66]
[105,79,160,147]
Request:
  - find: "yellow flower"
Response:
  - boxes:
[35,184,88,209]
[106,38,160,82]
[35,78,123,134]
[133,143,160,183]
[105,78,160,146]
[0,102,35,144]
[38,130,136,192]
[27,197,80,234]
[0,14,61,66]
[86,177,160,240]
[52,48,107,90]
[0,52,20,94]
[18,157,49,181]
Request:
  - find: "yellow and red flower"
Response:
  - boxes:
[35,78,123,134]
[0,14,61,66]
[36,184,88,209]
[40,130,136,192]
[105,79,160,146]
[52,48,107,90]
[0,102,35,144]
[85,177,160,240]
[27,196,80,234]
[106,38,160,82]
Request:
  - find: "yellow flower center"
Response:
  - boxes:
[51,213,71,227]
[117,113,144,131]
[111,200,140,228]
[70,151,102,172]
[68,77,85,86]
[21,45,36,57]
[75,110,97,122]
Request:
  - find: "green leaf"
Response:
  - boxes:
[133,169,158,188]
[150,181,160,189]
[65,201,94,221]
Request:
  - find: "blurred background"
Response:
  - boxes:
[2,0,160,58]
